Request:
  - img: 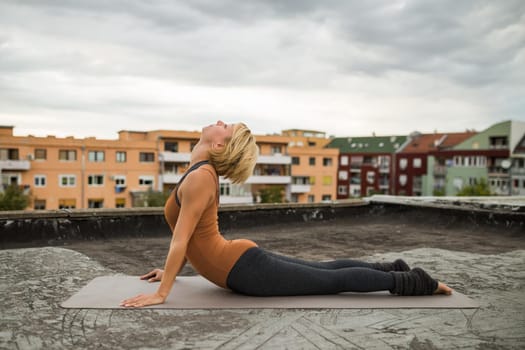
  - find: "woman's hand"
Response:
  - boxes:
[120,292,165,308]
[140,268,164,282]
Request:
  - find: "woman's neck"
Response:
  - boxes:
[190,142,211,165]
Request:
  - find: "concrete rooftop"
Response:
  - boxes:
[1,197,524,349]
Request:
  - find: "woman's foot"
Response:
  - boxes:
[434,281,453,295]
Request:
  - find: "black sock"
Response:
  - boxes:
[389,268,438,296]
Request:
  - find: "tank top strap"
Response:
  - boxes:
[175,160,213,207]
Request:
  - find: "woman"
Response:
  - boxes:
[121,121,452,307]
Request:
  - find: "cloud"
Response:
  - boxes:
[0,0,523,139]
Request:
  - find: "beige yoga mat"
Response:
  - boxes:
[61,275,479,309]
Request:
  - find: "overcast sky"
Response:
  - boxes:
[1,0,524,139]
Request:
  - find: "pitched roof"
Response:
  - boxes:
[400,132,477,153]
[326,135,407,153]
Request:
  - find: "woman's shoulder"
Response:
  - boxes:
[181,164,217,193]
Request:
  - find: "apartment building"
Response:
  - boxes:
[0,126,158,210]
[395,131,476,196]
[157,130,292,204]
[512,133,525,196]
[282,129,338,203]
[0,126,293,209]
[444,120,525,195]
[326,135,408,198]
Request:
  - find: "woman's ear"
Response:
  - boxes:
[211,142,225,151]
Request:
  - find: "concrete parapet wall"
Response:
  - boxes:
[0,198,523,247]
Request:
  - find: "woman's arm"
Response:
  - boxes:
[121,170,214,307]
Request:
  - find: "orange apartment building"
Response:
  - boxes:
[2,125,328,209]
[282,129,338,203]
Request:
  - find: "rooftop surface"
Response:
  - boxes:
[1,197,524,349]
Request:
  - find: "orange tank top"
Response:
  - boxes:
[163,162,257,288]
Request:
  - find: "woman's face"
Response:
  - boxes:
[202,120,235,146]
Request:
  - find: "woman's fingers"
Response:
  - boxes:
[120,293,165,308]
[120,294,144,306]
[140,269,160,280]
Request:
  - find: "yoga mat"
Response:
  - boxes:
[61,276,479,309]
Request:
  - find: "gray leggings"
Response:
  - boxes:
[226,247,395,296]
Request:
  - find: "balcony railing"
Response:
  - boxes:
[257,154,291,165]
[434,165,447,175]
[161,173,183,184]
[291,184,311,193]
[0,160,31,170]
[159,152,191,163]
[246,175,291,184]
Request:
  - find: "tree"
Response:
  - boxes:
[135,188,170,207]
[457,178,491,196]
[259,186,284,203]
[0,185,31,210]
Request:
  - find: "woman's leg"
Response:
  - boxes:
[265,250,410,272]
[227,248,396,296]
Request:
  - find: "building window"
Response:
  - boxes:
[453,177,463,190]
[323,158,333,166]
[309,176,316,185]
[367,171,375,184]
[338,186,348,195]
[140,152,155,162]
[322,195,331,201]
[34,175,46,187]
[115,198,126,208]
[116,151,127,163]
[59,175,76,187]
[190,142,197,151]
[340,156,348,166]
[399,158,407,170]
[489,136,508,149]
[88,175,104,186]
[165,142,179,152]
[309,157,316,166]
[114,176,126,186]
[88,199,104,208]
[413,158,422,168]
[322,176,332,185]
[220,183,230,196]
[58,199,76,209]
[271,146,282,154]
[307,195,315,203]
[0,148,19,160]
[34,199,46,210]
[338,171,348,180]
[34,149,47,160]
[292,157,300,165]
[59,150,77,161]
[308,141,316,147]
[139,176,154,186]
[399,175,407,186]
[88,151,105,162]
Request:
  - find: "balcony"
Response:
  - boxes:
[379,165,390,173]
[291,184,311,193]
[434,165,447,176]
[161,173,183,184]
[159,152,191,163]
[257,154,291,165]
[246,175,291,184]
[0,160,31,171]
[488,167,509,177]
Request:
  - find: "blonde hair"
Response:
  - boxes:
[209,123,258,184]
